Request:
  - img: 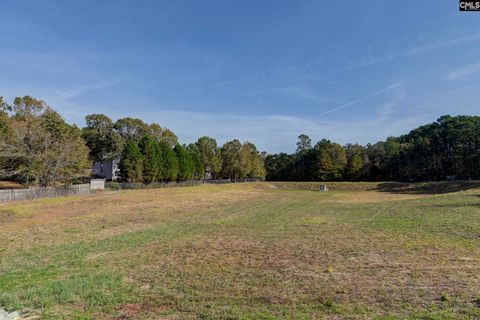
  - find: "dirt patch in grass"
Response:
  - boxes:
[106,302,174,320]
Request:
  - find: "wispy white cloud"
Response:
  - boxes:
[447,62,480,81]
[278,86,336,104]
[49,77,126,102]
[67,106,424,153]
[357,34,480,67]
[374,89,407,123]
[193,112,423,151]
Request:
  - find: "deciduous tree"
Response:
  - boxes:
[82,114,123,161]
[0,97,89,186]
[196,136,221,179]
[114,117,149,141]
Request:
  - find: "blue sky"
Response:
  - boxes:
[1,1,479,152]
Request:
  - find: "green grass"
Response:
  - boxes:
[0,183,479,319]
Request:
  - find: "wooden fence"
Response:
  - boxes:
[0,184,90,202]
[204,179,231,184]
[0,178,262,203]
[108,179,259,189]
[205,178,258,184]
[106,180,204,190]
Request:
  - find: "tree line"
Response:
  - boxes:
[266,115,480,182]
[1,96,479,186]
[0,96,265,186]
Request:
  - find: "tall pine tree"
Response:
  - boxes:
[159,141,178,181]
[174,144,194,181]
[120,140,143,182]
[139,135,159,183]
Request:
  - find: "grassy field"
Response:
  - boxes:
[0,183,479,319]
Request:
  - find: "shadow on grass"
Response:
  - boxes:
[418,202,480,209]
[376,181,480,194]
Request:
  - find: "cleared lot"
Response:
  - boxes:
[0,183,479,319]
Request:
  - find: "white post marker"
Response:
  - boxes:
[90,179,106,190]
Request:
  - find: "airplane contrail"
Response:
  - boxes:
[320,51,480,116]
[320,83,401,115]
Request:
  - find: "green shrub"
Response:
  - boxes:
[440,293,450,302]
[110,182,121,190]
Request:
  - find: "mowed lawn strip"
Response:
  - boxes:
[0,183,479,319]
